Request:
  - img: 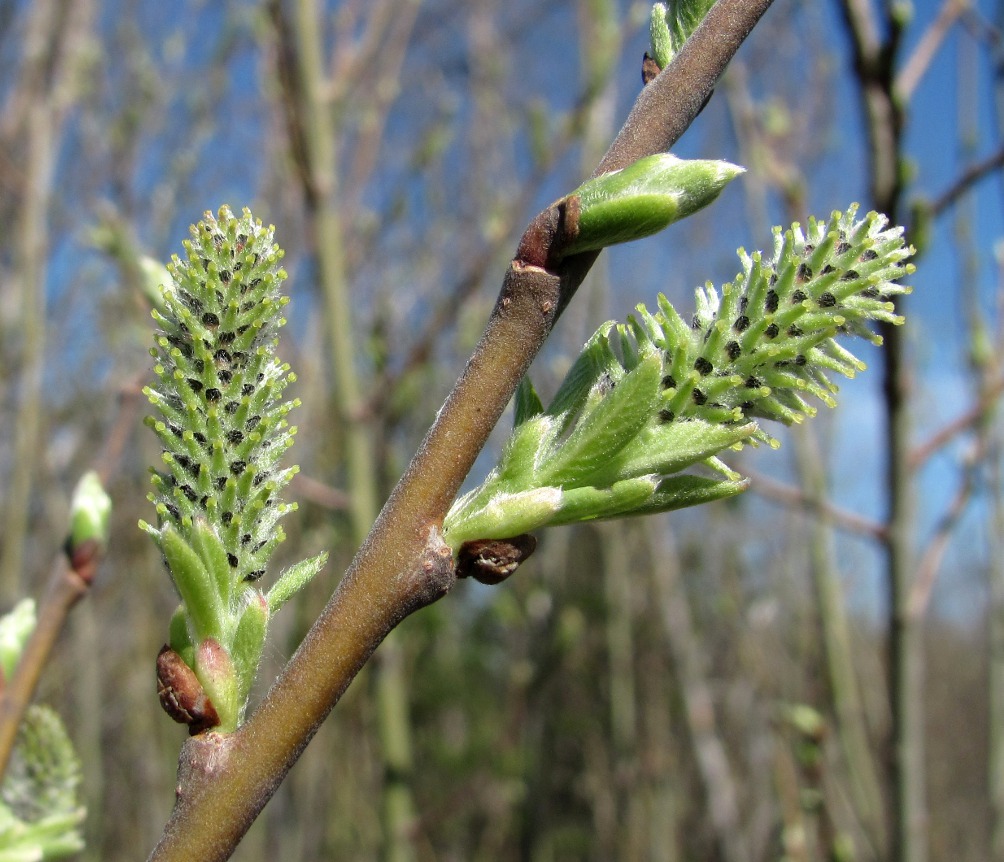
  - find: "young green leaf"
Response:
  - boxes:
[443,488,563,549]
[232,593,269,713]
[513,376,544,427]
[189,518,233,612]
[159,525,223,644]
[548,477,660,526]
[536,351,662,487]
[649,1,717,69]
[564,154,743,255]
[639,474,750,515]
[266,552,328,615]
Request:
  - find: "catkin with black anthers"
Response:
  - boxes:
[142,206,300,584]
[624,206,913,441]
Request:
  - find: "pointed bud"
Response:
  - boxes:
[564,154,744,255]
[156,645,220,735]
[0,599,36,682]
[67,471,111,558]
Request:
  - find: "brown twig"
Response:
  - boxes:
[895,0,968,102]
[0,542,101,782]
[96,373,146,485]
[289,472,351,512]
[147,3,776,860]
[746,470,889,542]
[908,372,1004,469]
[906,445,979,621]
[928,144,1004,219]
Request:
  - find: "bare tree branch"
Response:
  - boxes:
[908,372,1004,468]
[928,143,1004,218]
[747,471,889,542]
[0,545,102,781]
[907,444,979,621]
[895,0,968,102]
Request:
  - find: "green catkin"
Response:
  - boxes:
[619,206,913,443]
[140,206,326,732]
[141,207,297,584]
[443,206,914,547]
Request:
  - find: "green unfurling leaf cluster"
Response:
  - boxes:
[0,707,85,861]
[0,602,84,860]
[443,206,914,547]
[140,206,325,732]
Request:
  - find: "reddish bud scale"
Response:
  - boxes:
[156,645,220,735]
[456,535,538,585]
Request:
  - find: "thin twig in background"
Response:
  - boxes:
[908,373,1004,469]
[747,471,889,542]
[289,473,351,512]
[928,143,1004,218]
[895,0,968,102]
[0,546,102,782]
[907,444,980,621]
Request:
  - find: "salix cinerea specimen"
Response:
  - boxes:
[140,206,326,734]
[443,206,914,562]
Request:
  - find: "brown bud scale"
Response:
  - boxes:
[457,534,538,586]
[156,645,220,735]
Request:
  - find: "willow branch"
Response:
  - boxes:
[147,3,775,860]
[906,448,978,621]
[895,0,967,102]
[928,143,1004,218]
[0,544,101,781]
[747,471,888,542]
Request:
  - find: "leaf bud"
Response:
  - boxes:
[564,154,743,255]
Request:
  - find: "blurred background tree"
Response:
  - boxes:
[0,0,1001,860]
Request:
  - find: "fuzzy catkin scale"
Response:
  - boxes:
[143,206,299,584]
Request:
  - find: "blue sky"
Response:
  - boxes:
[11,0,1000,620]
